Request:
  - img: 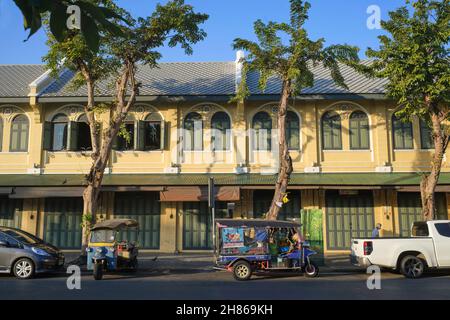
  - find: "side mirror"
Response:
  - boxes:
[0,240,9,247]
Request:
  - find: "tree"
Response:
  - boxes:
[14,0,126,51]
[365,0,449,220]
[232,0,360,220]
[43,0,208,255]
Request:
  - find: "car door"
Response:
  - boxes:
[432,222,450,267]
[0,232,13,271]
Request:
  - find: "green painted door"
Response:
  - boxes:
[397,192,447,237]
[114,192,160,249]
[326,190,375,250]
[183,202,211,250]
[0,197,22,228]
[253,190,301,220]
[44,198,83,249]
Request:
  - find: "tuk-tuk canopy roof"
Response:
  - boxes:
[91,219,139,231]
[216,219,301,229]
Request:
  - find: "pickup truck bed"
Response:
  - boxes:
[350,221,450,278]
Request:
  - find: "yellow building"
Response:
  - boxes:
[0,56,449,254]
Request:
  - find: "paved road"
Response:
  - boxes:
[1,269,450,300]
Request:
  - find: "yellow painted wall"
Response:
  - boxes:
[0,99,449,175]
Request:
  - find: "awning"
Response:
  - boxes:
[160,186,240,202]
[10,187,84,198]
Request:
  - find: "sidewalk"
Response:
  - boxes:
[63,252,361,273]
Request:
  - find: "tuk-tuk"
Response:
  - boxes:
[87,219,139,280]
[214,219,319,281]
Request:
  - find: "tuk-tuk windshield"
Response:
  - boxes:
[90,229,116,243]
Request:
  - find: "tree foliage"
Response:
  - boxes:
[14,0,127,52]
[363,0,449,220]
[233,0,360,102]
[365,0,449,121]
[232,0,360,220]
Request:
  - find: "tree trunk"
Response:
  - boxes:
[420,111,448,221]
[266,79,293,220]
[79,62,139,255]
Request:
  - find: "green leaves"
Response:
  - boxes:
[14,0,129,52]
[232,0,360,101]
[366,0,449,114]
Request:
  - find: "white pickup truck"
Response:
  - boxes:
[351,220,450,278]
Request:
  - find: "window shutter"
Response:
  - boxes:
[160,121,166,150]
[333,120,342,149]
[67,121,79,151]
[194,120,203,151]
[111,134,119,150]
[43,121,52,151]
[135,120,145,151]
[322,123,331,150]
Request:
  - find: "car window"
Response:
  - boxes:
[435,223,450,238]
[412,222,429,237]
[0,232,8,243]
[3,229,40,245]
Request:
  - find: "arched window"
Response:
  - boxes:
[321,111,342,150]
[10,115,29,152]
[286,111,300,150]
[76,114,92,151]
[420,119,434,149]
[211,112,231,151]
[51,114,68,151]
[143,113,163,151]
[349,111,370,150]
[392,114,413,149]
[115,120,135,151]
[252,111,272,151]
[184,112,203,151]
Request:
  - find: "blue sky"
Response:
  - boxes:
[0,0,407,64]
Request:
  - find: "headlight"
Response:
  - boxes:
[32,247,51,256]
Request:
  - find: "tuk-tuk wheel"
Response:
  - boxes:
[304,261,319,278]
[93,262,103,280]
[232,261,252,281]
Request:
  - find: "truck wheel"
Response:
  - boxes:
[233,261,252,281]
[93,262,103,280]
[304,261,319,278]
[400,255,424,279]
[13,258,35,280]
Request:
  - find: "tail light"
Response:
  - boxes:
[363,241,373,255]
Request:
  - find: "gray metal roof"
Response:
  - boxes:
[0,65,46,97]
[0,60,387,99]
[247,60,387,95]
[41,62,237,97]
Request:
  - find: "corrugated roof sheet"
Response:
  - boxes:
[0,173,448,187]
[41,62,237,97]
[247,60,387,95]
[0,65,46,97]
[0,60,387,99]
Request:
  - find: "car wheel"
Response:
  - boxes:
[304,261,319,278]
[13,258,35,280]
[93,262,103,280]
[233,261,252,281]
[400,255,424,279]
